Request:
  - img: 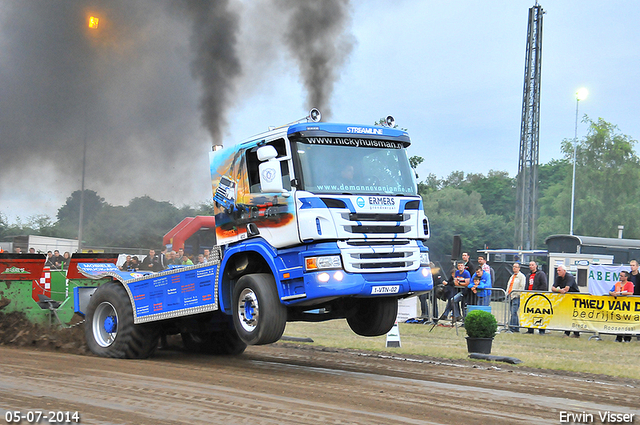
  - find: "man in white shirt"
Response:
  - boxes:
[506,263,526,332]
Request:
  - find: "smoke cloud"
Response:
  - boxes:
[280,0,355,119]
[179,0,242,146]
[0,0,354,222]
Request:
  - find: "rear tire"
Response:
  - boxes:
[84,282,159,359]
[346,297,398,337]
[232,273,286,345]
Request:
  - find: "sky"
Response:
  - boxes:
[1,0,639,225]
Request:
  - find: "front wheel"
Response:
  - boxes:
[346,297,398,337]
[232,273,286,345]
[84,282,159,358]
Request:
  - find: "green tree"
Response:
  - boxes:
[86,196,187,248]
[25,215,56,236]
[536,116,640,241]
[422,187,513,262]
[463,170,516,220]
[55,190,106,238]
[0,213,7,239]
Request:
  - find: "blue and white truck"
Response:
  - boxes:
[77,111,433,358]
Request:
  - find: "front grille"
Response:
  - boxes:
[341,211,411,236]
[346,240,410,246]
[349,213,404,222]
[337,240,420,273]
[347,225,409,234]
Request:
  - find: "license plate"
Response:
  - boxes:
[371,285,400,294]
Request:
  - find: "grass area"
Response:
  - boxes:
[282,319,640,380]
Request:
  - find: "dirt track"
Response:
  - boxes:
[0,340,639,425]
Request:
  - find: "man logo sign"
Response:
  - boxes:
[521,293,554,330]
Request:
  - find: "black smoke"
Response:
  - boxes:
[280,0,354,119]
[178,0,242,146]
[0,0,354,222]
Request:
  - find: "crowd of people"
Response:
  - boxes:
[422,254,640,341]
[119,247,212,272]
[44,249,72,270]
[419,253,495,324]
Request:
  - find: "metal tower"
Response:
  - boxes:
[515,3,544,250]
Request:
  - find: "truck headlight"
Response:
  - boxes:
[420,252,429,267]
[305,255,342,271]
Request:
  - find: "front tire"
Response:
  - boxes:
[232,273,286,345]
[84,282,159,358]
[346,297,398,337]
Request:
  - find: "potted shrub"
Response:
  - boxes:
[464,309,498,354]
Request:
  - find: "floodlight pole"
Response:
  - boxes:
[569,96,580,236]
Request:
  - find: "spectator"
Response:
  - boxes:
[159,247,168,269]
[197,254,206,264]
[45,251,54,268]
[506,263,526,333]
[130,256,140,271]
[140,249,164,272]
[120,255,135,271]
[629,260,640,296]
[29,247,36,254]
[437,268,458,322]
[14,247,22,254]
[62,252,71,270]
[164,251,174,266]
[181,254,194,266]
[203,248,211,260]
[552,265,580,338]
[419,263,441,320]
[51,250,63,270]
[609,271,634,342]
[477,255,490,274]
[471,267,491,306]
[169,251,182,266]
[450,261,471,321]
[478,254,495,290]
[462,252,475,275]
[628,260,640,341]
[526,261,548,335]
[176,247,185,263]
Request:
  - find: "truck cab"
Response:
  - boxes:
[210,114,433,344]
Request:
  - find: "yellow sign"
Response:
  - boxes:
[519,292,640,334]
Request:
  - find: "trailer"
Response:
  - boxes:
[76,111,434,358]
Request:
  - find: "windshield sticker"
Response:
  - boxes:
[315,184,415,194]
[306,137,403,149]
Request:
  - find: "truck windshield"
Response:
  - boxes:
[293,141,417,196]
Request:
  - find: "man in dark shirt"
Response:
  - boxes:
[552,265,580,337]
[140,249,164,272]
[462,252,475,275]
[525,261,548,334]
[629,260,640,296]
[628,260,640,341]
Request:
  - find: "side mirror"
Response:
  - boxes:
[257,145,278,161]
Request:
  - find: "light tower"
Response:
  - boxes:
[515,3,544,250]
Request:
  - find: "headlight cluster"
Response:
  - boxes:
[305,255,342,271]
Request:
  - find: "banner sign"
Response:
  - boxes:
[127,264,218,322]
[0,254,46,281]
[519,292,640,334]
[587,264,629,295]
[77,262,219,323]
